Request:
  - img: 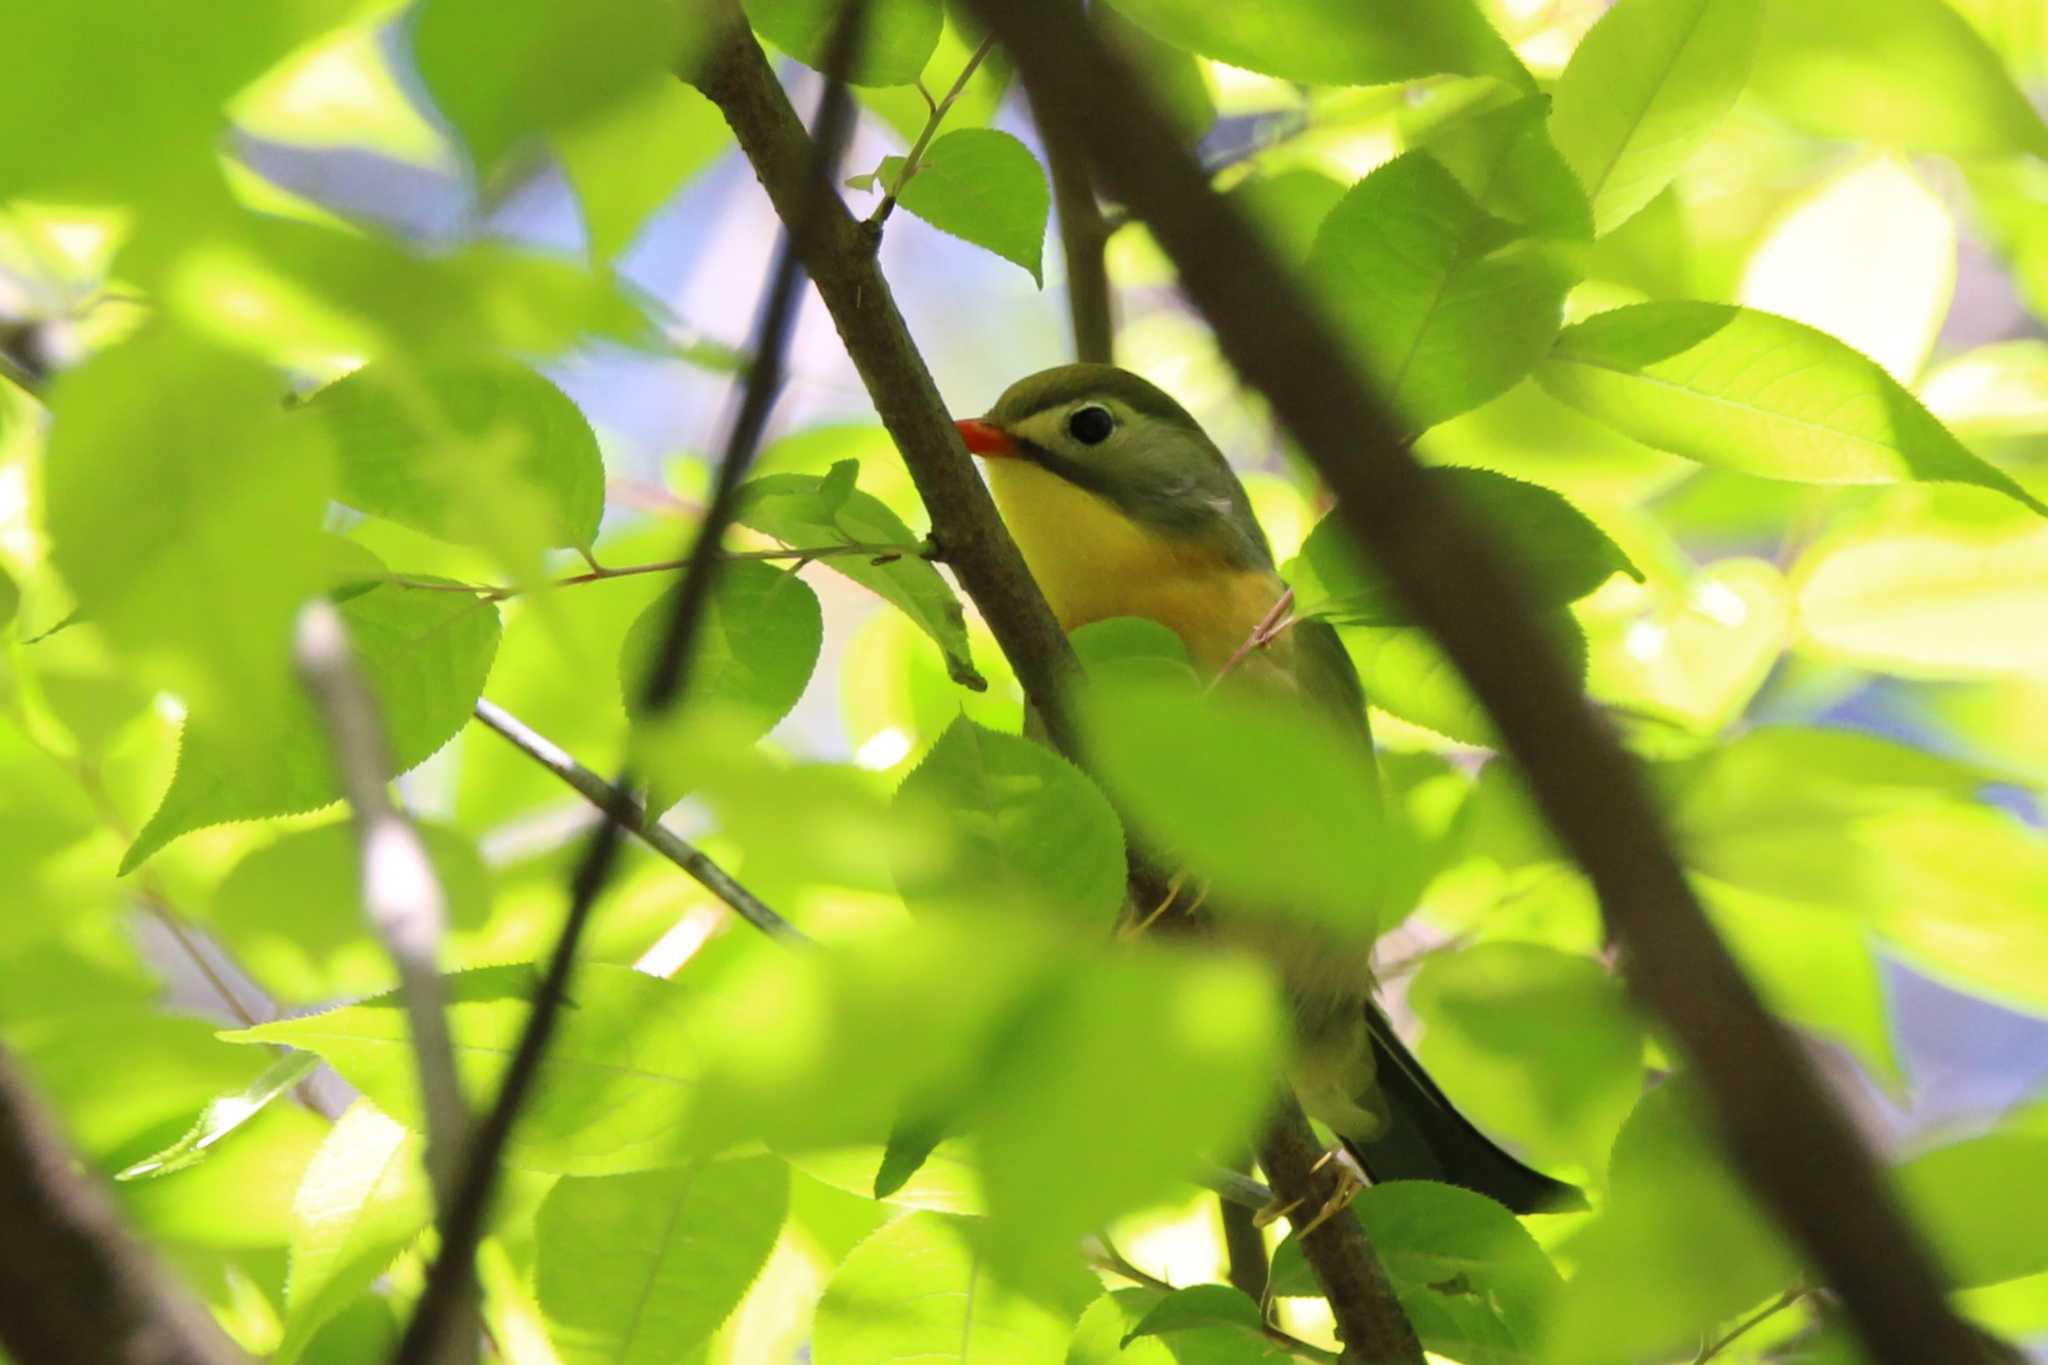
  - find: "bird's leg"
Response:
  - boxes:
[1253,1143,1369,1237]
[1119,871,1207,940]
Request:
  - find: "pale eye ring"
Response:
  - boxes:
[1067,404,1115,445]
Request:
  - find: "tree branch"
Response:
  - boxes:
[1258,1092,1424,1364]
[1028,93,1115,363]
[293,605,472,1198]
[693,5,1083,755]
[469,698,809,947]
[392,10,869,1361]
[966,4,1996,1363]
[0,1043,251,1365]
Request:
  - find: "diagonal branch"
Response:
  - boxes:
[391,8,871,1362]
[694,2,1082,755]
[965,3,1997,1363]
[0,1043,251,1365]
[693,12,1408,1358]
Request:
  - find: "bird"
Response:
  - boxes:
[953,362,1580,1216]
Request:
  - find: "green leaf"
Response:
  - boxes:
[1076,674,1393,933]
[1415,96,1594,242]
[743,0,943,86]
[1548,1082,1796,1365]
[125,585,501,869]
[1739,157,1955,383]
[1225,168,1348,264]
[1791,495,2048,677]
[0,561,18,633]
[1922,340,2048,441]
[1310,151,1582,436]
[1538,303,2048,515]
[892,717,1127,925]
[813,1212,1095,1363]
[1408,944,1644,1172]
[554,78,732,260]
[1338,611,1588,749]
[1549,0,1762,236]
[618,559,823,738]
[44,328,335,734]
[1092,3,1216,141]
[1068,616,1201,690]
[412,0,687,174]
[1270,1181,1562,1359]
[535,1157,789,1364]
[211,819,492,1001]
[114,1052,320,1181]
[1749,0,2048,157]
[1122,1285,1263,1344]
[228,965,706,1175]
[1288,468,1638,627]
[1898,1133,2048,1289]
[1585,556,1792,734]
[275,1102,431,1365]
[873,129,1050,284]
[1102,0,1530,88]
[305,356,606,559]
[874,1115,948,1199]
[737,460,980,688]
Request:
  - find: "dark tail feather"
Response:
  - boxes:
[1345,1005,1586,1214]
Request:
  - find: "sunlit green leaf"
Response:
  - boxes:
[1546,1082,1797,1364]
[211,818,492,1001]
[1539,302,2048,515]
[552,79,731,260]
[1899,1133,2048,1288]
[1076,674,1393,933]
[306,357,605,560]
[1921,340,2048,442]
[1410,944,1644,1173]
[1102,0,1530,89]
[1740,157,1955,382]
[737,460,980,688]
[45,327,335,735]
[870,129,1050,284]
[1272,1180,1563,1360]
[1416,96,1594,242]
[1310,151,1582,436]
[1224,168,1348,264]
[1093,3,1216,141]
[813,1212,1095,1363]
[1792,494,2048,677]
[275,1102,431,1365]
[412,0,685,174]
[1288,469,1638,626]
[1122,1284,1264,1344]
[1749,0,2048,157]
[126,585,501,869]
[618,559,823,738]
[743,0,943,86]
[892,717,1126,925]
[1585,556,1791,734]
[1338,610,1589,749]
[114,1051,320,1182]
[1549,0,1762,236]
[229,964,705,1175]
[535,1157,788,1364]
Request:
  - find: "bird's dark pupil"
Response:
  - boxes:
[1068,406,1114,445]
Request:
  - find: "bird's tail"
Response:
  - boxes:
[1344,1004,1586,1215]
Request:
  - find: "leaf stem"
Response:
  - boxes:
[868,33,998,228]
[1694,1288,1807,1363]
[376,540,926,601]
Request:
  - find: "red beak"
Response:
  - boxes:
[954,418,1016,458]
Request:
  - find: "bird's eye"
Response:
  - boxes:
[1066,404,1115,446]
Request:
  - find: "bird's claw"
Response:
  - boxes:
[1255,1145,1368,1236]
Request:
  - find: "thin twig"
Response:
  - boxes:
[971,4,1999,1363]
[375,540,926,601]
[1694,1288,1806,1363]
[1209,585,1295,688]
[293,602,471,1199]
[469,699,808,947]
[868,33,997,228]
[0,1043,252,1365]
[392,9,869,1362]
